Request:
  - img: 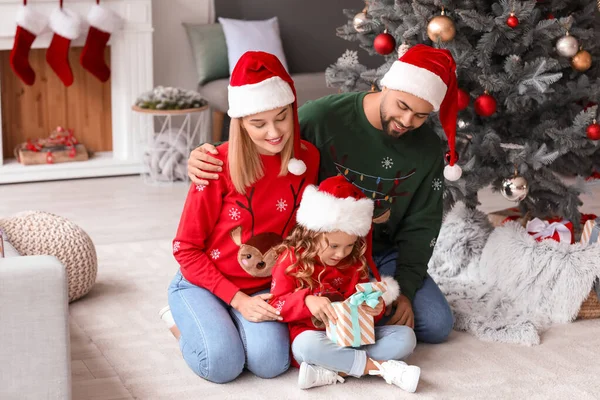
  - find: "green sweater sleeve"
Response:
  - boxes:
[393,155,444,302]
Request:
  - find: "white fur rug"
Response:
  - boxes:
[429,203,600,346]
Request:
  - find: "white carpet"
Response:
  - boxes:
[69,239,600,399]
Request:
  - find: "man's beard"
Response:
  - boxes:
[380,110,412,138]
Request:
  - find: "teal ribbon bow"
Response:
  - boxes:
[346,285,383,347]
[348,286,383,309]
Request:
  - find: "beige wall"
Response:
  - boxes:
[152,0,214,89]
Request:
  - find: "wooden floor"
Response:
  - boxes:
[1,175,599,400]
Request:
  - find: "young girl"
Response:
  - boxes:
[163,51,320,384]
[270,175,421,392]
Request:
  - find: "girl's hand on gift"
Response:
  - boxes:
[305,295,337,325]
[385,294,414,328]
[231,291,282,322]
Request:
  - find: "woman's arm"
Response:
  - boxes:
[173,176,239,304]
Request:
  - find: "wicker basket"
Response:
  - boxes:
[577,289,600,319]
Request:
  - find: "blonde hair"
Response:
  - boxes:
[275,225,368,291]
[228,108,294,194]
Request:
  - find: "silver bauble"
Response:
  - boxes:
[353,12,370,33]
[556,35,579,58]
[500,176,529,202]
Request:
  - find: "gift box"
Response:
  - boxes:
[581,218,600,245]
[14,127,89,166]
[326,281,387,348]
[487,207,530,228]
[526,218,575,244]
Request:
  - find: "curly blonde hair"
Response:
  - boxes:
[276,225,368,291]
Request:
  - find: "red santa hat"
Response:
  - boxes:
[227,51,306,176]
[380,44,462,181]
[296,175,400,305]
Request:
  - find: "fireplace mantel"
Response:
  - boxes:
[0,0,154,184]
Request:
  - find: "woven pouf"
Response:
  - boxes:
[0,211,97,302]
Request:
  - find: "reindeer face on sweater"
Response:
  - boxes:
[230,226,283,277]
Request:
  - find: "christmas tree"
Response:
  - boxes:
[326,0,600,225]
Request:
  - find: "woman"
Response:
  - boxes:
[162,51,320,383]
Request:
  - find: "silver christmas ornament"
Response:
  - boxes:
[353,12,370,33]
[500,176,529,202]
[556,34,579,58]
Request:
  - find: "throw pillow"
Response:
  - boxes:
[218,17,289,75]
[183,23,230,85]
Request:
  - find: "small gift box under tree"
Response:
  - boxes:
[579,218,600,319]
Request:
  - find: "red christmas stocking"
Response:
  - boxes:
[10,4,48,86]
[81,2,123,82]
[46,8,81,86]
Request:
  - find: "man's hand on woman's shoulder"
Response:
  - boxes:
[188,143,223,185]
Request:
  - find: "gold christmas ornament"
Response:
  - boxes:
[427,9,456,42]
[572,49,592,72]
[556,33,579,58]
[353,11,370,33]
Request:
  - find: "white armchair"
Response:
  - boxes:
[0,255,72,400]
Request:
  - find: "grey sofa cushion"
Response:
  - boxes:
[200,72,338,113]
[183,23,230,85]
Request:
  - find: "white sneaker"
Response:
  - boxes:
[298,362,345,389]
[158,305,175,328]
[369,360,421,393]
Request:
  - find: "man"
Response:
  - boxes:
[187,44,462,344]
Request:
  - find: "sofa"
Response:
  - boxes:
[0,254,71,400]
[189,0,380,142]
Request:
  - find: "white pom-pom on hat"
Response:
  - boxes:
[380,276,401,306]
[444,164,462,181]
[288,158,307,176]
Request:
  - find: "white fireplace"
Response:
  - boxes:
[0,0,153,184]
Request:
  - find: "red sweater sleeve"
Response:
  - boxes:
[173,177,240,304]
[269,250,314,322]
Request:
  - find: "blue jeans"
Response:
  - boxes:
[168,270,290,383]
[292,325,416,377]
[373,249,454,344]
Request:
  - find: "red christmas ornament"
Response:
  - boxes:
[374,32,396,55]
[506,14,519,28]
[458,88,470,111]
[445,150,459,164]
[474,92,497,117]
[546,13,555,20]
[587,121,600,140]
